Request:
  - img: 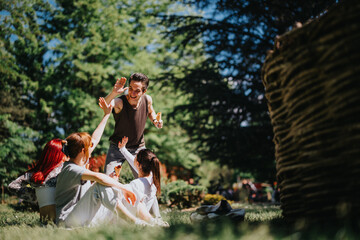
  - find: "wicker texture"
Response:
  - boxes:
[262,0,360,220]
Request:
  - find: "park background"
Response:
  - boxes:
[1,0,358,239]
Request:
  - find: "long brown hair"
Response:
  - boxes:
[136,149,161,195]
[65,132,92,160]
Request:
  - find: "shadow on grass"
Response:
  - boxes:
[8,202,38,213]
[163,206,360,239]
[266,217,360,239]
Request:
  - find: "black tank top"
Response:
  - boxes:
[109,95,148,148]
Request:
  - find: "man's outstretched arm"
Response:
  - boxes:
[146,95,163,129]
[105,77,127,113]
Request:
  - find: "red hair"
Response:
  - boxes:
[30,139,66,184]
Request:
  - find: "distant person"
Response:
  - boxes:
[103,73,163,177]
[9,139,68,223]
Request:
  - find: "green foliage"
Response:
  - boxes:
[195,161,235,191]
[118,162,135,184]
[160,180,207,209]
[202,194,227,205]
[159,0,337,181]
[0,115,39,185]
[145,104,201,168]
[0,0,204,186]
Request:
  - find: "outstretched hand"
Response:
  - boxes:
[123,188,136,206]
[113,77,128,95]
[99,97,113,115]
[118,136,128,149]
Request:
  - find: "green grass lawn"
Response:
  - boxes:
[0,202,358,240]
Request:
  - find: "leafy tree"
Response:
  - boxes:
[46,0,205,168]
[0,0,51,187]
[1,0,205,187]
[160,0,337,181]
[0,115,39,187]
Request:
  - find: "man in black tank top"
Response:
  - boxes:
[103,73,163,178]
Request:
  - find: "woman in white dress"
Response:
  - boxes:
[115,136,169,227]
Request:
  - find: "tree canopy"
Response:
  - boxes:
[0,0,203,185]
[1,0,338,186]
[159,0,337,180]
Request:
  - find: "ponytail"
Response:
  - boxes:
[137,149,162,195]
[150,156,161,195]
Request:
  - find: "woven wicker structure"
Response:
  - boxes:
[262,0,360,221]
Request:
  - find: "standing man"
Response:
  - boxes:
[104,73,163,178]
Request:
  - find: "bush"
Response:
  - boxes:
[202,194,227,205]
[160,180,207,209]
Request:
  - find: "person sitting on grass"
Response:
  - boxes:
[55,97,153,228]
[9,139,69,223]
[113,136,169,227]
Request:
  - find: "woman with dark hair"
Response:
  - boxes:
[116,136,169,227]
[9,139,68,222]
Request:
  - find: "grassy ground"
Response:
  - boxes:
[0,202,358,240]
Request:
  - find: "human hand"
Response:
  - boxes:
[110,166,121,179]
[154,112,163,129]
[113,77,128,95]
[99,97,113,115]
[114,165,122,177]
[118,136,128,149]
[109,171,118,180]
[123,189,136,206]
[154,119,163,129]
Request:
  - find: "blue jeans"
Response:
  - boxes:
[105,141,145,178]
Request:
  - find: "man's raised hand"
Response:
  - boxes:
[113,77,129,95]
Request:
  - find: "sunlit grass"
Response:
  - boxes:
[1,203,359,240]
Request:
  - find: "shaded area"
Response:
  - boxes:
[262,0,360,221]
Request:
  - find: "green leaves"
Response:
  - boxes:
[1,0,205,186]
[0,114,39,184]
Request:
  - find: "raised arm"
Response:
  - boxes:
[105,77,127,113]
[118,137,138,174]
[89,97,112,155]
[146,95,163,129]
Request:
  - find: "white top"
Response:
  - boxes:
[35,186,56,208]
[119,147,157,212]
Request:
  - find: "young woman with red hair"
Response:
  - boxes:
[9,138,68,222]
